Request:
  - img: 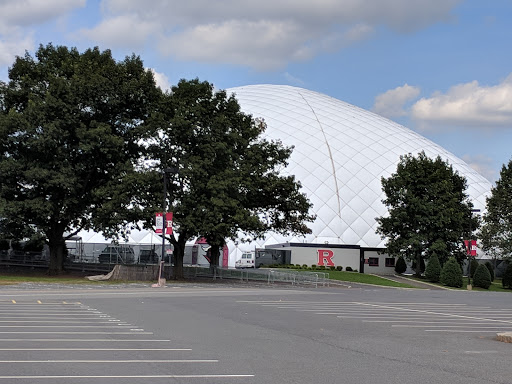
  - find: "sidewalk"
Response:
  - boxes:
[376,274,448,290]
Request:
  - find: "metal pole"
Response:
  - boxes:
[161,170,167,266]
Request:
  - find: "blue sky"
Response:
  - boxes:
[1,0,511,182]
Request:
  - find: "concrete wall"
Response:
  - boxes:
[361,249,395,275]
[267,244,360,271]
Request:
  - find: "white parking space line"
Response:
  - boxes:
[0,359,217,363]
[0,300,252,381]
[0,374,255,379]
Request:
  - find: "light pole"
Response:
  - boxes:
[467,208,481,288]
[161,167,178,265]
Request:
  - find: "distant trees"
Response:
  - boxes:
[376,152,476,276]
[479,160,512,263]
[0,44,163,274]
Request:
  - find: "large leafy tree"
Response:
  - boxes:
[145,79,314,278]
[0,44,162,274]
[479,159,512,262]
[376,152,476,276]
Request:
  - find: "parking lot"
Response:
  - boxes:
[0,283,510,384]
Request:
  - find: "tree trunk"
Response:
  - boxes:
[170,235,186,280]
[415,253,422,277]
[209,245,221,274]
[48,234,66,275]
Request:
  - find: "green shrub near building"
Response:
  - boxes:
[473,264,491,289]
[470,258,479,278]
[485,261,495,282]
[503,264,512,289]
[395,256,407,274]
[440,257,463,288]
[425,253,441,283]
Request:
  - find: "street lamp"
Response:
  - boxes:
[467,208,481,288]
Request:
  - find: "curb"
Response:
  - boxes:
[496,332,512,343]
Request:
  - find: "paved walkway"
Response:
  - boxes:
[376,274,448,290]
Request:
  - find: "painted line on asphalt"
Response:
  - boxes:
[0,339,171,342]
[0,359,216,363]
[0,374,254,379]
[0,348,192,351]
[0,325,133,328]
[0,332,153,334]
[425,330,509,333]
[393,325,512,328]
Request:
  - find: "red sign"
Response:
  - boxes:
[464,240,477,256]
[317,249,335,267]
[155,212,173,234]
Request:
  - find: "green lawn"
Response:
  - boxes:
[407,275,511,292]
[300,269,417,288]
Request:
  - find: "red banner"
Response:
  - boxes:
[155,212,173,234]
[464,240,477,256]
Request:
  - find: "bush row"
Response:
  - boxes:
[260,264,358,272]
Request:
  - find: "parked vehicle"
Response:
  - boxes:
[235,252,255,268]
[139,249,159,264]
[98,245,135,264]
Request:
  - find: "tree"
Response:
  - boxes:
[473,264,491,289]
[470,258,479,278]
[376,152,476,276]
[395,256,407,274]
[479,160,512,263]
[145,79,314,278]
[440,257,463,288]
[425,253,441,283]
[0,44,162,274]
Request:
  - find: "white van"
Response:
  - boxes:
[235,252,255,268]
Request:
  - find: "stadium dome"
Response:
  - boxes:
[225,84,492,258]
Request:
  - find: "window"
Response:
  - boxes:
[368,257,379,266]
[385,258,395,267]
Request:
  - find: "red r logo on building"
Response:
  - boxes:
[317,249,335,267]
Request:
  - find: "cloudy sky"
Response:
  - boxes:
[1,0,511,182]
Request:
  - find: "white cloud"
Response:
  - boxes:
[77,14,156,49]
[148,68,171,91]
[0,0,85,70]
[78,0,461,70]
[373,84,421,118]
[411,74,512,127]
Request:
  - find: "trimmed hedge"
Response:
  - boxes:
[502,264,512,289]
[395,256,407,274]
[440,257,463,288]
[425,254,441,283]
[473,264,491,289]
[485,261,495,282]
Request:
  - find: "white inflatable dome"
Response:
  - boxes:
[226,84,492,259]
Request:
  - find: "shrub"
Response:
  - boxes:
[336,266,343,271]
[485,261,495,282]
[311,264,317,270]
[470,258,479,278]
[473,264,491,289]
[329,266,336,271]
[440,257,463,288]
[502,264,512,289]
[302,264,308,269]
[345,266,353,272]
[395,256,407,274]
[0,240,10,251]
[425,253,441,283]
[318,265,326,270]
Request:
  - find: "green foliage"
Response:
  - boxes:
[144,79,314,278]
[329,266,336,271]
[485,261,495,282]
[470,258,480,278]
[394,256,407,274]
[336,266,343,271]
[345,266,353,272]
[0,44,162,274]
[311,264,317,270]
[425,253,441,282]
[0,240,9,251]
[412,257,426,275]
[503,264,512,289]
[473,264,491,289]
[479,160,512,261]
[302,264,308,269]
[440,257,463,288]
[377,152,475,270]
